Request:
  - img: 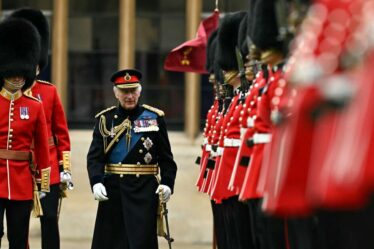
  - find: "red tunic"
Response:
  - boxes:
[261,0,366,216]
[232,72,267,197]
[28,80,71,185]
[210,95,239,201]
[201,111,224,194]
[0,89,50,200]
[239,69,282,201]
[196,100,219,191]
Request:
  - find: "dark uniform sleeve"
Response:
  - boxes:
[156,116,177,193]
[87,117,106,189]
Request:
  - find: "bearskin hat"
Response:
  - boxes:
[251,0,282,51]
[213,47,223,85]
[237,14,249,57]
[246,0,257,37]
[205,29,218,73]
[10,8,50,72]
[0,18,41,89]
[217,11,246,71]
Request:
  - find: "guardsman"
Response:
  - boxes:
[229,0,258,196]
[0,18,50,249]
[196,30,219,192]
[207,11,254,249]
[209,11,246,202]
[237,1,289,249]
[9,8,72,249]
[87,69,177,249]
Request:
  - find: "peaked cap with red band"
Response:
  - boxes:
[110,69,142,89]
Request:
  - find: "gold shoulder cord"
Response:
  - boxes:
[99,115,111,151]
[104,118,132,154]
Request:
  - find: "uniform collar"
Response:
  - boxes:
[118,104,142,119]
[0,88,22,101]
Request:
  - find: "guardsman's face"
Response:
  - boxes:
[114,87,140,110]
[4,76,26,92]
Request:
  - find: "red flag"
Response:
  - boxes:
[163,10,219,74]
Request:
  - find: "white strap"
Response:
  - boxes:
[224,138,241,147]
[247,117,255,128]
[253,133,272,144]
[240,128,247,138]
[206,144,212,152]
[217,147,224,156]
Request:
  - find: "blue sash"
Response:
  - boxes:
[108,110,157,163]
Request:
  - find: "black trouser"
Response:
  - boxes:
[0,198,32,249]
[317,197,374,249]
[211,200,230,249]
[0,201,4,248]
[40,184,60,249]
[92,174,159,249]
[247,198,287,249]
[211,196,255,249]
[287,216,319,249]
[224,196,255,249]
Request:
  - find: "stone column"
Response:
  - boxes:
[119,0,136,69]
[185,0,202,140]
[52,0,69,110]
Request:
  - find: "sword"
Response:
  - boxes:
[157,186,174,248]
[57,180,74,222]
[162,203,174,249]
[235,46,249,94]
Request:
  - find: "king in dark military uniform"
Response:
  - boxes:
[87,69,177,249]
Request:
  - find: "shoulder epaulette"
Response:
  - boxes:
[95,106,116,118]
[142,104,165,116]
[24,93,40,102]
[37,80,53,86]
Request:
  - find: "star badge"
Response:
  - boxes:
[143,137,153,151]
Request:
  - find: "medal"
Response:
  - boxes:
[20,107,29,120]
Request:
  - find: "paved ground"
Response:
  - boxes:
[2,130,213,249]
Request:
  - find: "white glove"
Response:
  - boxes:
[60,171,72,183]
[155,184,171,203]
[93,183,108,201]
[39,191,47,199]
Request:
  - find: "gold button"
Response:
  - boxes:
[9,134,13,137]
[141,137,145,141]
[139,149,143,153]
[11,108,14,111]
[116,139,119,142]
[10,113,14,116]
[8,145,12,149]
[120,174,124,178]
[137,162,140,165]
[10,129,13,132]
[114,115,118,119]
[10,119,13,122]
[9,140,12,143]
[136,174,140,178]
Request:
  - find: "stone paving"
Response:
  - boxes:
[2,130,213,249]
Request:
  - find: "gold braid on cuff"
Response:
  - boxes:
[40,167,51,192]
[62,151,71,172]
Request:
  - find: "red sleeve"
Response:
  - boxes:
[51,87,71,165]
[34,103,51,190]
